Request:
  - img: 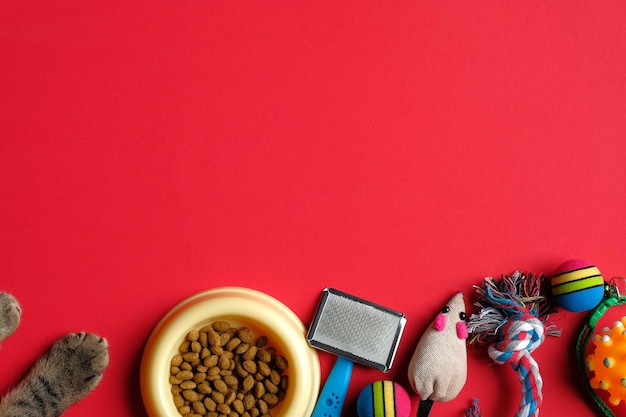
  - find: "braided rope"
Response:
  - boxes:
[487,315,545,417]
[465,399,482,417]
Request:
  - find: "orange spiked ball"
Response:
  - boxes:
[586,317,626,406]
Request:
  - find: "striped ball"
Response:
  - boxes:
[551,259,605,312]
[356,380,411,417]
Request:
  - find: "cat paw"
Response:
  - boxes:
[50,333,110,399]
[0,292,21,343]
[0,333,109,416]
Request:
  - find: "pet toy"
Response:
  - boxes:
[356,380,411,417]
[576,279,626,417]
[586,317,626,405]
[407,292,468,417]
[551,259,605,312]
[467,271,560,417]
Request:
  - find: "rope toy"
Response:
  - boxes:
[467,271,560,417]
[465,399,482,417]
[488,316,544,417]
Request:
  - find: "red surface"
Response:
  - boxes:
[2,2,626,416]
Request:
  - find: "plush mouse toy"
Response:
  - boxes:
[0,292,109,417]
[407,292,468,417]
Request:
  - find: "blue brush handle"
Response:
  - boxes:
[311,356,354,417]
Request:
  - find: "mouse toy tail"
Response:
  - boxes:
[417,399,434,417]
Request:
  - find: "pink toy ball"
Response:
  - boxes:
[356,380,411,417]
[551,259,606,312]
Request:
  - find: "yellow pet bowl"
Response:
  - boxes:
[140,287,320,417]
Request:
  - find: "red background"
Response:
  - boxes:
[2,2,626,416]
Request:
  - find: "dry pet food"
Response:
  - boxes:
[169,320,289,417]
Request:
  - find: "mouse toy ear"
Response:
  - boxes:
[466,271,560,417]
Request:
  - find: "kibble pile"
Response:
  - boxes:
[169,320,289,417]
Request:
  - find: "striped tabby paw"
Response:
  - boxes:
[46,332,110,403]
[0,332,109,417]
